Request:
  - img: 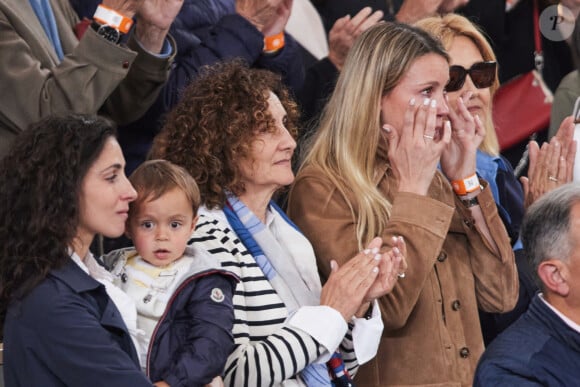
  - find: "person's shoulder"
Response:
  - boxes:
[190,212,251,275]
[183,245,239,282]
[475,311,550,384]
[555,70,580,93]
[290,164,336,197]
[294,163,327,181]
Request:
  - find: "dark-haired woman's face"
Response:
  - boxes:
[76,137,137,251]
[239,92,296,201]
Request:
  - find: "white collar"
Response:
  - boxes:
[539,293,580,334]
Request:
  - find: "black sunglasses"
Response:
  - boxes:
[446,61,497,92]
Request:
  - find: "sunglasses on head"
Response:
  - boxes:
[446,61,497,92]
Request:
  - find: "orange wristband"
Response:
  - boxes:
[263,32,285,54]
[93,4,133,34]
[451,173,480,196]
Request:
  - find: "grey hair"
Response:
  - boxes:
[521,183,580,288]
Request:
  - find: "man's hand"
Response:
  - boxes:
[134,0,184,53]
[236,0,289,35]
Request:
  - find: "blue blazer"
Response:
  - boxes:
[4,259,152,387]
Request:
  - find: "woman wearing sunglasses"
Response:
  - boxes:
[287,21,518,386]
[416,14,551,347]
[416,14,524,251]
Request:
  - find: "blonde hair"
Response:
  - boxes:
[415,14,500,156]
[300,22,448,248]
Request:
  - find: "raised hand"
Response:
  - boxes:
[382,97,451,196]
[440,91,485,181]
[236,0,289,35]
[520,116,576,208]
[438,0,470,13]
[135,0,184,53]
[328,7,384,70]
[396,0,443,23]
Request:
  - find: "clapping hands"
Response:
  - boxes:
[320,236,406,321]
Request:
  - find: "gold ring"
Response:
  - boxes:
[548,176,559,182]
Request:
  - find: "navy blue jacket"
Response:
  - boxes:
[146,270,238,386]
[70,0,305,174]
[474,294,580,386]
[4,259,152,387]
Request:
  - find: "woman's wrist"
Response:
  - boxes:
[355,302,372,319]
[450,172,479,195]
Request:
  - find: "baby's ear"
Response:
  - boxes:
[190,215,199,232]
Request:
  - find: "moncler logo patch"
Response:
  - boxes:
[210,288,225,303]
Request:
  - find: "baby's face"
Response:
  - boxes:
[127,188,197,267]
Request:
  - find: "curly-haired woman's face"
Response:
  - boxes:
[239,92,296,202]
[77,137,137,250]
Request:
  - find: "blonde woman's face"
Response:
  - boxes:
[380,53,450,139]
[446,36,492,119]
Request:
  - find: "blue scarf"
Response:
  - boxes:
[29,0,64,60]
[223,195,354,387]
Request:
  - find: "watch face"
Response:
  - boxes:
[97,25,121,43]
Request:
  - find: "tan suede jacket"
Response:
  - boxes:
[287,158,518,387]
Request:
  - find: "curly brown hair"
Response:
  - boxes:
[0,114,116,337]
[149,60,300,209]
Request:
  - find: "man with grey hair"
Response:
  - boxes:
[474,183,580,386]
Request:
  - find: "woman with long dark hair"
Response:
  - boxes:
[0,115,153,386]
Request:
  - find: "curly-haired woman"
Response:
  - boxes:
[0,115,154,386]
[150,59,407,386]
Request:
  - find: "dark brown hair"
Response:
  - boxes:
[0,114,116,336]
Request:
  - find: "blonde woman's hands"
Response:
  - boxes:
[320,238,385,321]
[440,91,485,181]
[382,98,451,196]
[363,236,407,302]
